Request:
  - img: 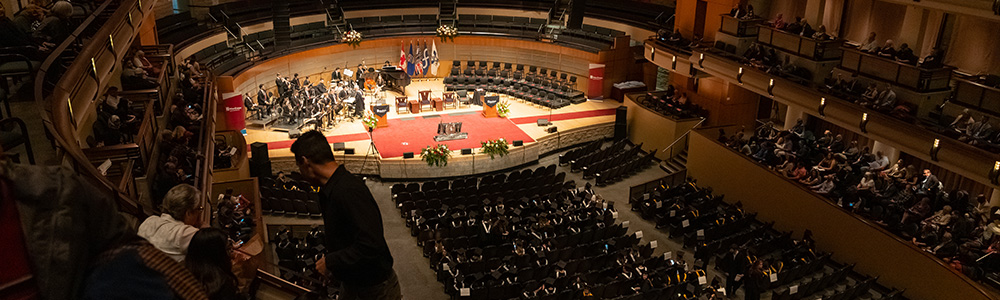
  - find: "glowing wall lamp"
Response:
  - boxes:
[736,67,744,84]
[990,161,1000,185]
[671,55,677,70]
[698,53,705,68]
[767,78,775,96]
[650,47,655,61]
[930,138,941,161]
[818,97,826,116]
[859,113,869,133]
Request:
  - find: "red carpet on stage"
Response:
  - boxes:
[372,114,534,158]
[509,108,617,124]
[256,132,371,150]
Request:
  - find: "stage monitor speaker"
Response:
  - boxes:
[403,152,414,158]
[547,126,558,133]
[614,106,628,140]
[288,129,301,139]
[513,140,524,146]
[250,142,269,161]
[567,0,586,29]
[344,148,355,155]
[461,148,473,155]
[537,118,550,126]
[333,142,346,151]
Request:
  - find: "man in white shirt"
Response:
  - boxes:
[868,151,890,171]
[137,184,204,261]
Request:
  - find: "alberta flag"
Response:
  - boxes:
[399,42,406,69]
[430,40,440,76]
[406,43,415,76]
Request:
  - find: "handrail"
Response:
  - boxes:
[33,0,154,219]
[660,117,706,154]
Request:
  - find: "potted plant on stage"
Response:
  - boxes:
[421,144,451,167]
[436,24,458,42]
[342,30,363,48]
[497,100,511,118]
[362,112,378,132]
[480,138,509,159]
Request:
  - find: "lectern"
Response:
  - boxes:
[482,95,499,118]
[372,104,390,127]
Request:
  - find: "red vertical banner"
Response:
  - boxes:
[588,63,605,99]
[221,92,246,132]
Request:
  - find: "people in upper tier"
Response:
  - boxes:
[137,184,205,261]
[859,32,878,52]
[895,43,917,65]
[877,40,896,59]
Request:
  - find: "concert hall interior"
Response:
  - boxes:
[5,0,1000,299]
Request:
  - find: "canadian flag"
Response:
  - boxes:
[399,42,406,69]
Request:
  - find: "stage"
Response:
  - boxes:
[245,79,620,178]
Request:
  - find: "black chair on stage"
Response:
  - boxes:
[456,90,471,108]
[491,62,500,69]
[478,61,487,69]
[515,64,525,75]
[503,63,512,71]
[443,92,457,109]
[539,67,548,77]
[466,60,475,69]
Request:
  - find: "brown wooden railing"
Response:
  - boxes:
[757,25,843,61]
[33,0,157,218]
[954,77,1000,116]
[840,47,954,92]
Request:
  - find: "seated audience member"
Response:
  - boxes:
[92,114,125,147]
[0,4,50,60]
[35,1,73,44]
[950,108,975,133]
[877,40,896,59]
[122,60,160,89]
[98,87,138,133]
[10,5,45,38]
[811,25,830,40]
[961,116,993,144]
[919,48,944,68]
[859,32,878,52]
[918,169,940,195]
[771,14,785,29]
[894,43,917,65]
[185,228,242,300]
[133,50,161,77]
[797,18,814,36]
[873,84,897,112]
[83,236,210,300]
[138,184,204,261]
[784,17,803,34]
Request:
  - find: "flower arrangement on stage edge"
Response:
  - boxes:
[342,30,363,47]
[497,99,511,118]
[436,24,458,42]
[362,112,378,131]
[480,138,509,159]
[421,144,451,167]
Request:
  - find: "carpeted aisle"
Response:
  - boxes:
[371,114,534,158]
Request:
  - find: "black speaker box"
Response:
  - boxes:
[250,142,269,161]
[547,126,558,133]
[614,123,627,141]
[513,140,524,146]
[333,142,346,151]
[250,160,272,178]
[461,148,473,155]
[403,152,414,158]
[567,0,586,29]
[615,106,628,123]
[344,148,355,155]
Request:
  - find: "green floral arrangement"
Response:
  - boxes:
[342,30,363,47]
[362,112,378,131]
[497,99,511,118]
[480,138,509,159]
[436,24,458,42]
[420,144,451,166]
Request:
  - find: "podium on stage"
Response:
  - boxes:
[482,95,499,118]
[372,104,390,127]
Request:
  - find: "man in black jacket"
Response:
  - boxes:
[291,131,402,300]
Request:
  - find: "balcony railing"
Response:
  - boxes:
[719,14,764,37]
[757,26,843,61]
[954,77,1000,116]
[840,47,954,92]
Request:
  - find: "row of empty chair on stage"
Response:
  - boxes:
[445,61,586,109]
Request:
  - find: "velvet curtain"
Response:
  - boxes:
[945,16,1000,75]
[840,0,906,45]
[762,0,807,23]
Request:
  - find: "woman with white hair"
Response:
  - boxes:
[36,1,72,43]
[138,184,204,261]
[132,50,162,77]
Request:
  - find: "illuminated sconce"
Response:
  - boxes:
[859,113,869,133]
[767,78,775,96]
[108,34,116,54]
[692,77,700,90]
[671,55,677,70]
[90,57,99,79]
[698,53,705,68]
[990,161,1000,185]
[736,67,744,84]
[650,47,655,60]
[818,97,826,116]
[930,138,941,161]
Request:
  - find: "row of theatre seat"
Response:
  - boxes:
[631,180,905,300]
[560,140,658,186]
[258,176,323,217]
[444,61,586,109]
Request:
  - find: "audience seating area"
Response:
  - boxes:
[270,225,340,299]
[634,90,707,120]
[563,139,657,186]
[630,179,906,300]
[724,122,1000,288]
[444,61,586,109]
[258,175,323,218]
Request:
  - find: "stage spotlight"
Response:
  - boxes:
[930,139,940,161]
[818,97,826,116]
[860,113,869,133]
[736,67,744,84]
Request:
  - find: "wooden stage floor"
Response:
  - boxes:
[245,79,619,159]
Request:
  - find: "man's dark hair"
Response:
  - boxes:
[290,130,335,164]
